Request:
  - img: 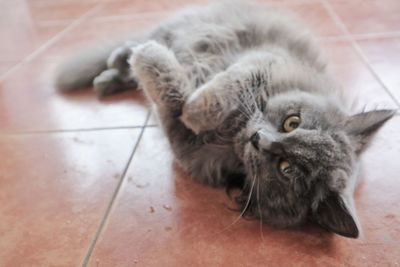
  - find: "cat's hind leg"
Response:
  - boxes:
[94,41,139,96]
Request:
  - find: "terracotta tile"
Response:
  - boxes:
[0,62,18,77]
[260,0,318,3]
[43,15,166,61]
[274,1,342,37]
[46,2,337,61]
[0,1,69,61]
[0,129,141,266]
[354,115,400,259]
[320,40,397,110]
[88,125,400,266]
[93,0,340,38]
[25,0,97,22]
[328,0,400,35]
[94,0,211,18]
[356,37,400,104]
[0,59,149,133]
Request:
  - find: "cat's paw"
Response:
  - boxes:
[180,90,225,134]
[129,41,187,106]
[93,68,138,96]
[130,41,175,75]
[107,43,134,72]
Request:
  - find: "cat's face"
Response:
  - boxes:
[235,91,394,238]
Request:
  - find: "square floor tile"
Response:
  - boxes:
[328,0,400,35]
[0,62,18,77]
[320,40,397,110]
[25,0,97,22]
[0,59,149,133]
[0,129,140,266]
[278,1,343,37]
[356,37,400,104]
[42,14,167,61]
[94,0,210,18]
[0,2,69,61]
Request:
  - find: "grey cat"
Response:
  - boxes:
[55,1,395,238]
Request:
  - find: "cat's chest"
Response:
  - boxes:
[169,26,242,87]
[174,49,230,88]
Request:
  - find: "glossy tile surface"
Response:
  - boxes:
[0,58,149,132]
[356,37,400,103]
[1,0,400,266]
[278,1,343,37]
[0,129,140,266]
[88,126,400,267]
[321,40,397,109]
[328,0,400,35]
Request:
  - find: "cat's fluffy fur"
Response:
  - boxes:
[55,1,395,238]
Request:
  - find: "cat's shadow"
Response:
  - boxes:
[170,162,338,256]
[58,88,148,106]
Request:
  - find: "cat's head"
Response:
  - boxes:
[234,90,395,238]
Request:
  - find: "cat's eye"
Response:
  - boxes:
[279,160,293,175]
[282,115,301,132]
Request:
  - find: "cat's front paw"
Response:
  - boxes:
[180,91,225,134]
[129,41,187,107]
[129,41,176,81]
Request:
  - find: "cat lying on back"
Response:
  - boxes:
[55,1,395,238]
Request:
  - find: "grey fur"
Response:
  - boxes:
[55,45,113,91]
[55,1,395,238]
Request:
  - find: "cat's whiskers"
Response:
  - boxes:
[256,173,265,241]
[242,94,256,116]
[235,94,252,117]
[235,94,255,120]
[217,170,257,233]
[236,105,252,121]
[238,85,264,122]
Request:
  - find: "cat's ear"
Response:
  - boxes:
[344,109,396,154]
[313,192,359,238]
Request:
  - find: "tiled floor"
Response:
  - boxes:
[0,0,399,266]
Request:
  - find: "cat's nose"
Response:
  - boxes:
[252,129,281,153]
[250,132,260,150]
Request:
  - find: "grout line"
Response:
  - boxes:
[0,4,101,81]
[320,0,400,108]
[351,31,400,41]
[91,11,169,23]
[3,125,145,136]
[319,31,400,43]
[23,5,100,63]
[1,124,158,137]
[0,62,25,81]
[80,112,151,267]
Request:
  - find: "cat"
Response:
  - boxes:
[55,1,395,238]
